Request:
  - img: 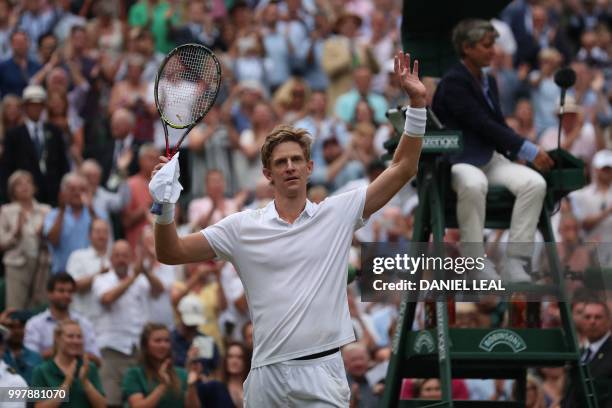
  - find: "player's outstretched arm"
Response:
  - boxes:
[151,156,217,265]
[363,51,425,219]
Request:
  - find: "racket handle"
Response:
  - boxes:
[151,202,163,215]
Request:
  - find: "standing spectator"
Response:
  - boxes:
[84,108,139,191]
[0,94,23,136]
[36,33,58,66]
[528,47,563,135]
[233,102,276,192]
[0,325,27,408]
[108,54,150,116]
[0,171,50,309]
[24,273,100,363]
[1,310,42,385]
[122,322,200,408]
[218,263,249,343]
[259,2,291,92]
[0,0,14,61]
[322,12,378,111]
[15,0,56,57]
[364,10,395,94]
[294,90,350,167]
[43,172,100,274]
[86,1,126,60]
[271,77,310,123]
[188,170,239,231]
[0,31,41,97]
[128,0,179,54]
[31,320,106,408]
[171,261,227,354]
[122,144,158,250]
[302,12,332,92]
[115,29,164,83]
[335,67,388,125]
[1,85,69,206]
[79,159,131,227]
[563,301,612,408]
[310,136,364,192]
[52,0,87,44]
[92,240,163,407]
[570,150,612,266]
[171,295,220,369]
[539,97,597,162]
[221,80,265,135]
[65,218,111,324]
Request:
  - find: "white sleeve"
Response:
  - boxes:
[325,185,368,230]
[201,212,244,262]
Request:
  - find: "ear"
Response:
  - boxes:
[263,167,272,182]
[306,160,313,176]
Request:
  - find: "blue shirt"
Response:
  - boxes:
[334,89,389,125]
[3,347,42,385]
[0,57,42,97]
[43,207,103,274]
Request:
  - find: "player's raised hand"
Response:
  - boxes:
[152,156,170,179]
[394,51,426,108]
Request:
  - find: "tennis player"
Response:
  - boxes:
[152,51,425,406]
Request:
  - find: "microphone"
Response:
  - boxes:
[553,67,576,151]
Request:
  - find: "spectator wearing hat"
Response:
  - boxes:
[1,310,42,385]
[0,85,69,206]
[0,31,42,97]
[322,11,379,112]
[570,149,612,266]
[539,96,597,162]
[0,170,51,309]
[0,324,28,408]
[171,294,220,370]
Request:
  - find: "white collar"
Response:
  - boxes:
[25,117,43,132]
[588,331,611,354]
[263,199,317,224]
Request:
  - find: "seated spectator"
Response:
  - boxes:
[66,218,111,324]
[539,97,596,162]
[93,240,164,406]
[171,295,220,369]
[0,170,50,309]
[122,322,199,408]
[79,159,131,229]
[31,320,106,408]
[0,325,28,404]
[44,172,101,274]
[343,342,378,407]
[171,261,227,354]
[222,342,249,408]
[122,144,158,250]
[413,378,442,400]
[519,374,547,408]
[334,67,388,125]
[24,273,100,364]
[512,99,537,142]
[188,170,240,231]
[2,85,69,207]
[0,31,41,97]
[1,310,42,384]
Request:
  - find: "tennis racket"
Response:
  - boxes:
[150,43,222,214]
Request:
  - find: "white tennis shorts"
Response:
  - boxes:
[244,351,350,407]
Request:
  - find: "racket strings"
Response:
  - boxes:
[158,47,221,128]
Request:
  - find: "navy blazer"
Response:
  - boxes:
[432,62,526,167]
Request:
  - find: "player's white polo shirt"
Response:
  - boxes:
[202,186,367,368]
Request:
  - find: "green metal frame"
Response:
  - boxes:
[381,133,598,407]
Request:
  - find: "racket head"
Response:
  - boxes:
[154,44,222,130]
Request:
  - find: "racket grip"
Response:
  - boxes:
[151,202,163,215]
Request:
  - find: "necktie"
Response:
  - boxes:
[581,346,592,364]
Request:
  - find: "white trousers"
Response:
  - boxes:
[451,152,547,258]
[244,352,350,407]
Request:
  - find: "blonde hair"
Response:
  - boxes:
[52,320,82,357]
[260,125,312,169]
[7,170,35,201]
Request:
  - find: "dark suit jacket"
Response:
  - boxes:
[563,335,612,408]
[1,123,69,206]
[432,62,526,167]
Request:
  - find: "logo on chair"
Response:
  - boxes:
[478,329,527,353]
[414,331,436,354]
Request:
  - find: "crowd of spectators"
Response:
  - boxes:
[0,0,609,406]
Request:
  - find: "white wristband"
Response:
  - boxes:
[156,203,175,225]
[404,107,427,137]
